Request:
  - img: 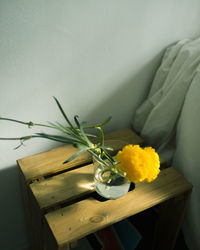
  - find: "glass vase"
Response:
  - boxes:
[93,158,130,200]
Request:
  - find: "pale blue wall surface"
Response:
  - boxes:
[0,1,200,249]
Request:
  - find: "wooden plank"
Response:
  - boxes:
[153,190,192,250]
[43,218,60,250]
[18,168,44,250]
[30,163,94,210]
[18,168,35,248]
[44,167,192,248]
[18,128,143,183]
[30,154,168,211]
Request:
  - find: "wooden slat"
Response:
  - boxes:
[44,167,192,248]
[30,164,94,210]
[30,157,168,211]
[153,190,192,250]
[19,169,44,250]
[18,128,143,183]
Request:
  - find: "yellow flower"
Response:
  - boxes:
[115,144,160,183]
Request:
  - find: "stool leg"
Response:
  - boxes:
[19,170,44,250]
[153,190,191,250]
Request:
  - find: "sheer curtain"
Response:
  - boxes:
[132,37,200,250]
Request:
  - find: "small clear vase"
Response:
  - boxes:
[93,158,130,200]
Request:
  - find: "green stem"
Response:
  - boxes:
[0,117,54,129]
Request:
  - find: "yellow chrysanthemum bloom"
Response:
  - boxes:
[115,144,160,183]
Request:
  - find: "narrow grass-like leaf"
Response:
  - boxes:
[79,123,93,147]
[47,121,68,133]
[63,147,89,164]
[97,127,104,147]
[73,115,94,147]
[98,145,114,151]
[47,121,78,136]
[74,144,91,150]
[54,122,84,141]
[83,116,112,129]
[97,116,112,127]
[88,149,110,166]
[84,133,97,138]
[103,150,115,163]
[0,99,112,166]
[53,97,76,131]
[74,115,80,129]
[36,133,84,145]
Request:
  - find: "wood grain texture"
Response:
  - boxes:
[153,190,192,250]
[44,167,192,248]
[18,128,192,250]
[31,160,168,212]
[30,156,169,211]
[30,163,94,210]
[18,128,143,183]
[18,168,44,250]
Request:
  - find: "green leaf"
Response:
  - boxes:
[88,149,109,166]
[97,116,112,127]
[84,133,97,138]
[97,127,104,147]
[74,116,94,147]
[74,144,91,150]
[63,147,89,164]
[47,121,73,135]
[83,116,112,129]
[103,150,115,163]
[36,133,83,144]
[74,115,80,129]
[53,97,76,131]
[98,145,114,151]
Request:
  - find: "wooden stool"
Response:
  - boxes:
[18,129,192,250]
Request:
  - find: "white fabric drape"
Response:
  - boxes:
[133,37,200,250]
[133,37,200,162]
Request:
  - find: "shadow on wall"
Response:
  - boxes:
[84,49,165,133]
[0,165,29,250]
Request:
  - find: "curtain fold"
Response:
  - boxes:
[132,37,200,250]
[133,37,200,162]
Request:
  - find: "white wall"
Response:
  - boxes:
[0,1,200,249]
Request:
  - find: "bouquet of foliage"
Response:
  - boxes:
[0,97,160,183]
